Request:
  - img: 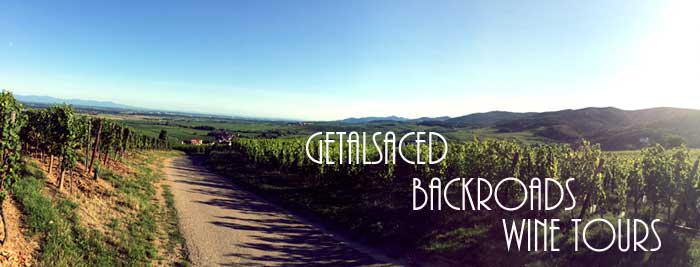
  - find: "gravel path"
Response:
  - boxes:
[164,156,399,267]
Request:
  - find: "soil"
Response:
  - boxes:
[0,197,39,267]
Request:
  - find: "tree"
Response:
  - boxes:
[627,160,645,216]
[120,127,131,158]
[0,91,23,245]
[559,140,605,220]
[100,122,119,165]
[669,147,698,224]
[20,109,48,157]
[88,118,103,175]
[46,105,79,190]
[158,129,168,142]
[642,144,672,219]
[665,135,687,149]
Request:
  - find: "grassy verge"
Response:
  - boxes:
[12,159,117,267]
[100,165,158,265]
[12,150,189,266]
[162,184,189,266]
[101,150,189,266]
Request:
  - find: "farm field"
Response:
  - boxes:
[90,106,700,152]
[98,113,556,146]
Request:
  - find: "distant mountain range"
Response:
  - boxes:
[413,116,451,123]
[339,107,700,149]
[14,94,302,121]
[339,116,450,123]
[340,116,409,123]
[15,95,142,110]
[428,107,700,150]
[15,94,700,149]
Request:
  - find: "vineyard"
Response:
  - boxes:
[202,134,700,266]
[20,105,168,190]
[3,86,700,265]
[0,91,176,265]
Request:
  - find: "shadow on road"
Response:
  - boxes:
[168,155,391,267]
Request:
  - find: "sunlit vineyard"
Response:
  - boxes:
[204,134,700,265]
[0,91,168,245]
[3,85,699,265]
[226,136,699,222]
[20,106,169,189]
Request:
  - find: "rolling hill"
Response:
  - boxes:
[15,93,700,150]
[15,95,141,110]
[427,107,700,150]
[340,116,410,123]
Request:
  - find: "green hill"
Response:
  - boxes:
[433,107,700,150]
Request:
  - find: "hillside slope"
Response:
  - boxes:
[432,107,700,149]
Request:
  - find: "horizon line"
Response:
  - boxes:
[9,91,699,122]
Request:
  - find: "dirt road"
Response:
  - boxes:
[164,156,399,267]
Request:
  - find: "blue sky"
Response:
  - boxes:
[1,1,698,120]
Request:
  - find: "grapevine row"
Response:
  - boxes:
[221,136,700,226]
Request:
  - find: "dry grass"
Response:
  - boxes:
[13,150,187,266]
